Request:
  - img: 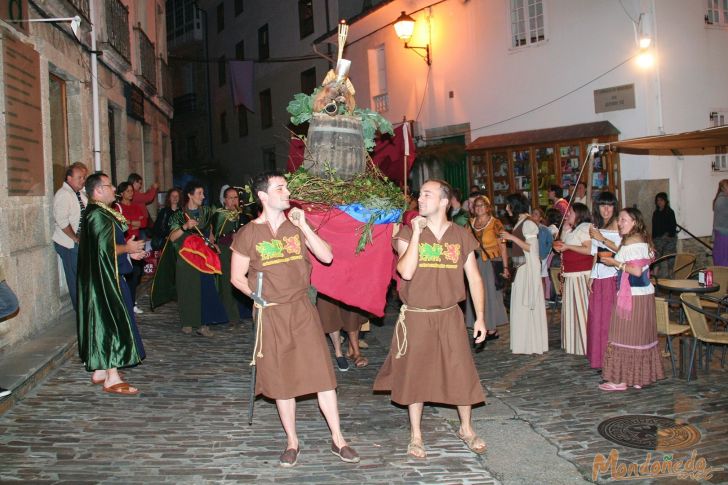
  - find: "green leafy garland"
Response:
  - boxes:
[286,88,394,151]
[285,165,405,253]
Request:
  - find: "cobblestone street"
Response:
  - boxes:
[1,289,727,484]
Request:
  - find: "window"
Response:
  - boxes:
[235,0,244,16]
[218,55,226,87]
[300,67,316,95]
[367,45,388,112]
[258,24,269,60]
[235,39,245,60]
[510,0,545,48]
[262,147,276,171]
[260,88,272,128]
[238,107,248,137]
[298,0,314,38]
[216,2,224,32]
[220,111,229,143]
[711,111,727,171]
[706,0,728,24]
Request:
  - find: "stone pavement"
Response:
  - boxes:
[1,288,727,484]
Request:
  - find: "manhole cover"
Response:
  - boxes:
[598,415,701,450]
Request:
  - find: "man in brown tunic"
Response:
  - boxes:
[230,171,358,467]
[374,179,488,458]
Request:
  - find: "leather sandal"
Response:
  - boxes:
[279,447,300,467]
[407,438,427,459]
[331,443,360,463]
[598,382,627,391]
[103,382,139,396]
[353,355,368,368]
[457,431,487,454]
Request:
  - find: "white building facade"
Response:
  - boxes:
[318,0,728,239]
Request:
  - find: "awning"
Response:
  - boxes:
[604,125,728,156]
[466,121,619,151]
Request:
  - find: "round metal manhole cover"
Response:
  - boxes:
[598,415,701,451]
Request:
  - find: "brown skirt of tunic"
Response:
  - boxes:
[373,306,485,406]
[254,297,337,400]
[602,294,665,387]
[317,294,368,334]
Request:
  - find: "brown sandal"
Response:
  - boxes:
[407,438,427,459]
[457,431,487,454]
[103,382,139,396]
[354,355,368,368]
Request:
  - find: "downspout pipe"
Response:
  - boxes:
[89,0,101,171]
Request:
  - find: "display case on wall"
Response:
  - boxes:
[535,147,556,207]
[464,121,621,210]
[491,151,510,217]
[468,154,488,191]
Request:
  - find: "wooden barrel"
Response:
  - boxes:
[304,113,366,179]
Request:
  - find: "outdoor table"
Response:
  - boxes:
[654,279,720,379]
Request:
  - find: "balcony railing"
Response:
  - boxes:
[105,0,130,62]
[161,58,173,104]
[373,93,389,113]
[173,93,197,115]
[67,0,90,20]
[138,28,157,88]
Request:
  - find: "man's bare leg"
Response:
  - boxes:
[276,398,299,450]
[346,329,368,366]
[407,402,426,458]
[328,330,344,357]
[456,405,486,452]
[317,389,347,447]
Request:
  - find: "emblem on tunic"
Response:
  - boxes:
[443,243,460,263]
[419,243,443,262]
[256,235,302,262]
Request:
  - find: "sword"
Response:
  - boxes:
[248,271,266,425]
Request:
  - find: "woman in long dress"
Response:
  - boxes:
[599,208,665,390]
[465,195,509,339]
[712,179,728,265]
[553,203,592,356]
[587,192,620,369]
[500,193,548,355]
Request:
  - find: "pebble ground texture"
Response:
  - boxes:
[1,287,727,484]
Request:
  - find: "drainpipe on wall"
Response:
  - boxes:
[89,0,101,171]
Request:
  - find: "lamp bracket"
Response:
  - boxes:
[404,42,431,65]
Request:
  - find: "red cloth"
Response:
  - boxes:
[118,202,148,240]
[299,205,396,317]
[179,235,222,275]
[287,123,416,188]
[562,250,593,273]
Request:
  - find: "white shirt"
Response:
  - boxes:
[590,228,621,279]
[52,182,88,249]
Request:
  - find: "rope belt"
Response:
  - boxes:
[250,301,279,366]
[394,304,459,359]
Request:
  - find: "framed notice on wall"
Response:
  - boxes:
[4,32,44,195]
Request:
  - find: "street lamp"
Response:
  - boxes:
[393,11,431,66]
[3,16,82,40]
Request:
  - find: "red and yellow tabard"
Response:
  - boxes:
[393,224,480,309]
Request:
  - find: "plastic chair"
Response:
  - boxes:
[650,253,696,280]
[680,293,728,382]
[694,266,728,312]
[655,297,690,377]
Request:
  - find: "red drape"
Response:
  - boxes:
[299,204,396,317]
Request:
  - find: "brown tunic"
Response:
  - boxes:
[373,223,486,405]
[511,219,526,258]
[231,220,336,399]
[317,293,369,334]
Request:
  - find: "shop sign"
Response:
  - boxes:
[4,32,44,195]
[594,84,635,113]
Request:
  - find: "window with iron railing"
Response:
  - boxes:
[173,93,197,115]
[373,93,389,113]
[138,28,157,88]
[106,0,130,61]
[67,0,90,20]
